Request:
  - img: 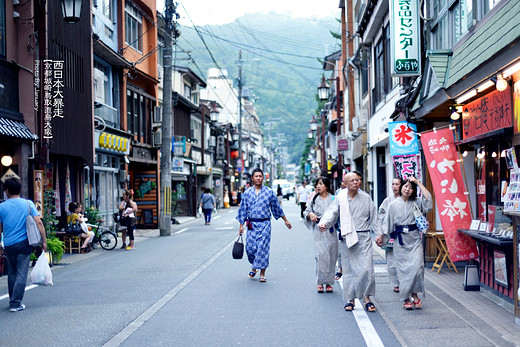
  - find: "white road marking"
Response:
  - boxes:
[0,284,38,302]
[214,227,233,230]
[338,280,384,347]
[103,238,235,347]
[173,228,189,235]
[213,215,222,220]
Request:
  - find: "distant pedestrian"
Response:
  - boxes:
[276,184,283,206]
[376,176,432,310]
[236,168,292,282]
[67,202,94,253]
[119,190,137,250]
[377,177,402,293]
[0,177,47,312]
[303,177,337,293]
[319,171,378,312]
[334,176,348,280]
[200,188,216,225]
[297,181,311,219]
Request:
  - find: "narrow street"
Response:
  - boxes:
[1,201,519,346]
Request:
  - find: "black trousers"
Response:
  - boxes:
[300,202,307,218]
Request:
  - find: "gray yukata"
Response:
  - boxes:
[378,195,398,288]
[303,193,337,286]
[383,196,433,301]
[321,190,378,301]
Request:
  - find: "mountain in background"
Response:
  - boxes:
[177,12,339,165]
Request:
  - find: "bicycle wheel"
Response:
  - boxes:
[99,231,117,250]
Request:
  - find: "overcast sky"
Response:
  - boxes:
[157,0,340,26]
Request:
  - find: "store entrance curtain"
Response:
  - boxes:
[420,128,478,261]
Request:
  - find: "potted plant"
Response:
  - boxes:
[171,185,185,224]
[41,190,65,265]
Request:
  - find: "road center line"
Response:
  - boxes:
[173,228,188,235]
[0,284,38,302]
[338,280,384,347]
[103,238,235,347]
[214,227,233,230]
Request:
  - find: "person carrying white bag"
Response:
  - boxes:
[31,253,53,286]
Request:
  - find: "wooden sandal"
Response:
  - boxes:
[325,285,333,293]
[344,302,355,311]
[248,270,258,278]
[335,272,342,280]
[403,302,414,310]
[259,277,266,282]
[364,301,376,312]
[413,299,422,308]
[393,286,400,293]
[317,285,324,293]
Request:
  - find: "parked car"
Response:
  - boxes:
[272,179,294,200]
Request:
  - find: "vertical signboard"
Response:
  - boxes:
[390,0,421,76]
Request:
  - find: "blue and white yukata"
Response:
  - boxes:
[236,186,285,270]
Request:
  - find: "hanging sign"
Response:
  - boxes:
[392,154,422,180]
[462,85,512,139]
[388,121,419,156]
[421,128,478,261]
[390,0,421,76]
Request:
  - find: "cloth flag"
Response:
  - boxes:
[420,128,478,261]
[65,162,72,215]
[389,121,419,156]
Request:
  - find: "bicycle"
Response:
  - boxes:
[85,219,118,250]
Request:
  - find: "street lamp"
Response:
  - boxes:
[61,0,82,23]
[309,115,318,131]
[317,76,330,101]
[210,102,220,122]
[232,130,240,141]
[307,129,313,139]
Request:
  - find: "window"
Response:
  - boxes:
[383,25,396,92]
[184,83,192,99]
[99,0,113,21]
[190,118,201,144]
[158,35,164,68]
[127,85,154,144]
[125,2,142,51]
[0,1,5,57]
[374,38,385,105]
[361,58,368,96]
[94,61,110,105]
[430,0,472,49]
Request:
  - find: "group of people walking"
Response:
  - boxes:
[236,169,432,312]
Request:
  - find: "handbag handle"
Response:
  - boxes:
[236,235,243,243]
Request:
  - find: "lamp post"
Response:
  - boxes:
[60,0,82,23]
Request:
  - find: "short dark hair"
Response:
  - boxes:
[399,179,418,200]
[4,177,21,195]
[68,201,79,213]
[251,168,263,176]
[204,188,211,194]
[314,176,331,193]
[351,170,362,179]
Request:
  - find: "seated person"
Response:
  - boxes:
[67,202,94,253]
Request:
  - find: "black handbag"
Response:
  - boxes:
[232,235,244,260]
[66,221,82,236]
[113,211,122,224]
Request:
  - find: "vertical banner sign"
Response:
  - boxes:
[41,59,65,139]
[390,0,421,76]
[388,121,419,156]
[393,154,422,180]
[421,128,478,261]
[34,170,43,216]
[513,81,520,133]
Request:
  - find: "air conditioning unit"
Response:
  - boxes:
[153,106,162,124]
[152,129,162,147]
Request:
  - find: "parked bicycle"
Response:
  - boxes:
[85,219,118,250]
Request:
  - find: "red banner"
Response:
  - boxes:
[462,85,512,140]
[421,128,478,261]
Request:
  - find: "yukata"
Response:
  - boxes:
[303,193,337,286]
[321,189,378,302]
[378,195,398,289]
[236,186,285,270]
[383,196,433,302]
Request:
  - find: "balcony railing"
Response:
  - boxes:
[94,102,119,128]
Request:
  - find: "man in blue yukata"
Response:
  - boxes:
[236,168,292,282]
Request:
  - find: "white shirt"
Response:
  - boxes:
[298,186,311,203]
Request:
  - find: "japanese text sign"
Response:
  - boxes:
[393,154,422,180]
[462,85,512,140]
[388,121,419,156]
[421,128,478,261]
[390,0,421,76]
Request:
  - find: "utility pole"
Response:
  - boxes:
[159,0,179,236]
[236,50,243,188]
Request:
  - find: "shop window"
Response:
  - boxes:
[125,2,142,52]
[0,1,5,57]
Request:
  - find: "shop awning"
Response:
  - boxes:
[0,117,38,141]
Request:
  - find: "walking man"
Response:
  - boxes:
[319,171,378,312]
[297,180,311,219]
[237,168,292,282]
[0,178,47,312]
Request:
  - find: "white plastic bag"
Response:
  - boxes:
[31,254,53,286]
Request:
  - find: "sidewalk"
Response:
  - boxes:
[372,245,520,346]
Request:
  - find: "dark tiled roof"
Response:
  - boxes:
[0,117,38,140]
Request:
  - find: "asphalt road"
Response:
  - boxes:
[0,199,400,346]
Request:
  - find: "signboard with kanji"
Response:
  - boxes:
[388,121,419,156]
[421,128,478,261]
[390,0,421,76]
[393,154,422,180]
[462,85,512,140]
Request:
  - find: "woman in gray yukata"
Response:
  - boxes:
[303,177,337,293]
[376,176,432,310]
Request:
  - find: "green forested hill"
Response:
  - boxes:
[177,12,339,164]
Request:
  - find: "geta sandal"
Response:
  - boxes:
[248,270,258,278]
[403,302,414,310]
[364,301,376,312]
[393,286,400,293]
[335,272,342,280]
[413,299,422,308]
[317,285,324,293]
[325,285,333,293]
[344,302,354,311]
[259,277,266,283]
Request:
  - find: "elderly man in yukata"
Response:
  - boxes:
[237,168,292,283]
[318,171,378,312]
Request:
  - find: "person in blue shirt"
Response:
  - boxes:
[236,168,292,282]
[200,188,216,225]
[0,177,47,312]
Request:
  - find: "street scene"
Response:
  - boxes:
[0,202,519,346]
[2,0,520,346]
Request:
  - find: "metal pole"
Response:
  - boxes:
[159,0,178,236]
[237,50,243,188]
[322,112,326,173]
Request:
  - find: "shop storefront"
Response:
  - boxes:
[172,158,195,217]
